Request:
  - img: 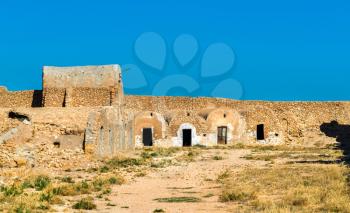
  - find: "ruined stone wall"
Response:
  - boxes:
[125,95,350,146]
[41,88,115,107]
[42,65,123,107]
[85,107,129,158]
[0,90,41,108]
[43,88,65,107]
[0,107,100,168]
[71,88,111,107]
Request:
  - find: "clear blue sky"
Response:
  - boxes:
[0,0,349,101]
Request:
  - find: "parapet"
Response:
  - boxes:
[43,65,121,89]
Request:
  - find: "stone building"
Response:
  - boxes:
[0,64,349,161]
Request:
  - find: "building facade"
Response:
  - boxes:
[0,65,348,159]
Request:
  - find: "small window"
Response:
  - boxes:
[223,113,227,118]
[53,141,60,148]
[187,113,190,116]
[150,113,153,117]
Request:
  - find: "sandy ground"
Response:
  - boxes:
[90,149,261,213]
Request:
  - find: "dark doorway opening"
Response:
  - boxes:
[32,90,43,107]
[183,129,192,147]
[257,124,265,140]
[142,128,153,146]
[217,126,228,144]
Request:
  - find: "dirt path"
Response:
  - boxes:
[93,149,257,213]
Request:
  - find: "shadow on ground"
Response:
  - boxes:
[320,120,350,164]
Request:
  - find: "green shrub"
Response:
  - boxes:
[108,176,124,185]
[20,180,33,190]
[72,197,96,210]
[99,166,110,173]
[34,176,50,191]
[40,192,54,202]
[107,157,145,168]
[1,185,23,197]
[14,203,30,213]
[92,179,105,191]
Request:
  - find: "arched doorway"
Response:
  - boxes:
[176,123,198,147]
[133,111,166,147]
[182,129,192,146]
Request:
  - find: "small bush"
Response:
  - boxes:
[92,179,105,191]
[72,197,96,210]
[220,189,256,202]
[40,192,54,202]
[100,166,110,173]
[108,176,124,185]
[14,203,31,213]
[153,209,165,213]
[20,180,33,190]
[217,170,230,183]
[53,180,90,196]
[107,157,145,168]
[34,176,51,191]
[1,185,23,197]
[53,185,78,196]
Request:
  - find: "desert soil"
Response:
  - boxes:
[91,149,263,213]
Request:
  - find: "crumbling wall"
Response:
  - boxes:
[71,88,111,107]
[0,107,96,168]
[42,88,66,107]
[42,65,123,107]
[125,95,350,147]
[0,89,41,108]
[85,107,130,158]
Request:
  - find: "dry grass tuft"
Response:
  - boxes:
[219,164,350,212]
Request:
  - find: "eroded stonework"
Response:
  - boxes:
[0,64,348,168]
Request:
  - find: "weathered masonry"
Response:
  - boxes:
[1,64,349,161]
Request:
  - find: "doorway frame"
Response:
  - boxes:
[182,129,192,147]
[217,126,228,144]
[142,128,153,146]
